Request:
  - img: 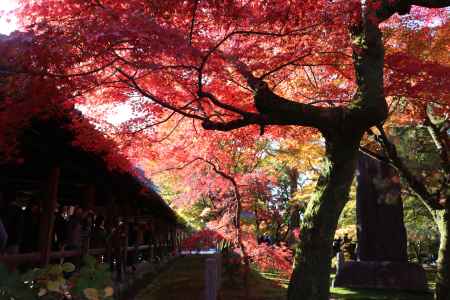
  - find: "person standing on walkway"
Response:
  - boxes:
[66,207,84,251]
[110,220,127,280]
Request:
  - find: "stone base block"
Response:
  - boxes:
[333,261,428,292]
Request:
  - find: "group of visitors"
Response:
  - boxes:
[0,198,177,279]
[0,201,108,256]
[333,233,357,260]
[54,207,106,252]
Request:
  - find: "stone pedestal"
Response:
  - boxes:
[333,261,428,291]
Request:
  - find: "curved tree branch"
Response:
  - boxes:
[376,125,444,210]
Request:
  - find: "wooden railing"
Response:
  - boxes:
[0,245,157,265]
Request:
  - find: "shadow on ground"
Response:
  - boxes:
[134,255,435,300]
[135,255,206,300]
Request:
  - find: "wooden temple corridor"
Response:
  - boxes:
[0,109,189,299]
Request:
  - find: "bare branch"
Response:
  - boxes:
[152,115,186,143]
[188,0,199,45]
[259,52,312,80]
[152,157,203,175]
[376,125,444,210]
[116,68,205,121]
[126,111,177,134]
[197,91,252,117]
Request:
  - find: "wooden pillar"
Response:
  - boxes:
[121,223,128,280]
[82,184,95,254]
[179,230,182,251]
[176,230,181,252]
[161,221,167,257]
[170,227,176,253]
[39,166,60,266]
[157,229,162,259]
[104,189,115,266]
[154,221,159,260]
[135,223,143,263]
[148,220,155,262]
[168,228,172,253]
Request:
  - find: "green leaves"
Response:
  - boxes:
[0,263,37,300]
[0,257,113,300]
[70,256,113,300]
[61,263,76,273]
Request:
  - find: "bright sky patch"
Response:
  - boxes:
[0,0,18,35]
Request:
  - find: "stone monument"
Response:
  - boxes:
[333,153,428,291]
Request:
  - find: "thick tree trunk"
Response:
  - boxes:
[287,10,387,299]
[254,203,261,242]
[39,166,60,266]
[436,208,450,300]
[287,134,361,300]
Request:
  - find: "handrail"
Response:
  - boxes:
[0,244,154,265]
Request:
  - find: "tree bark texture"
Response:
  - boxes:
[435,208,450,300]
[287,134,361,300]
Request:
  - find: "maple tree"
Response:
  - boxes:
[154,129,273,270]
[180,228,224,251]
[146,125,296,283]
[2,0,449,299]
